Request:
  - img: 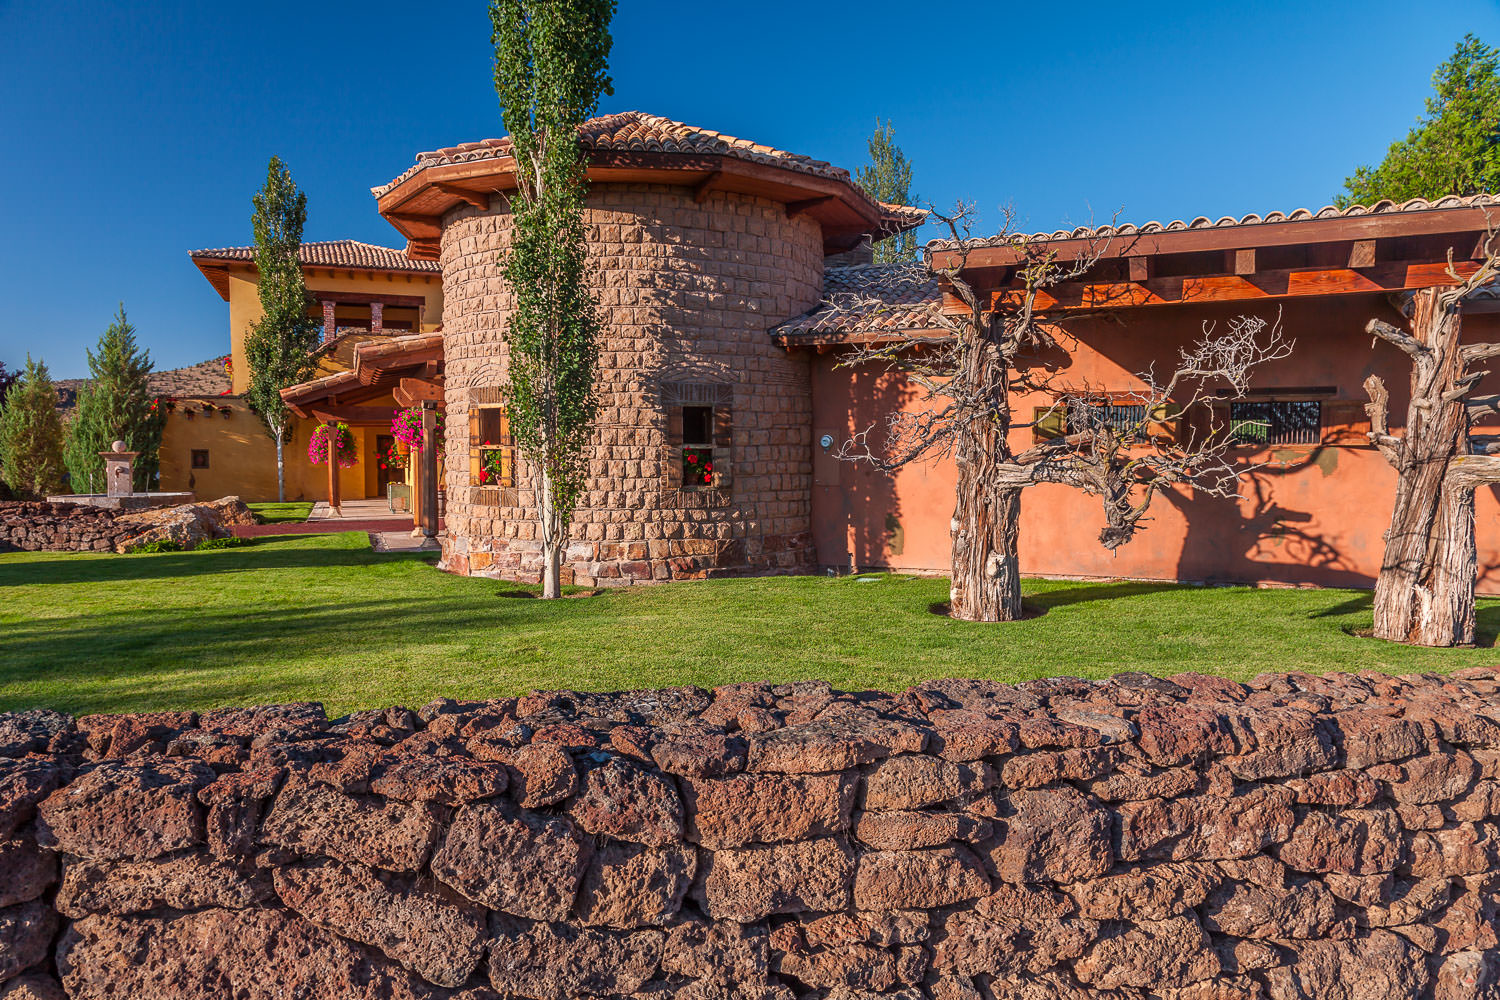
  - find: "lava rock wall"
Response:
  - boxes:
[4,669,1500,999]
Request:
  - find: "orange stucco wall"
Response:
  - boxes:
[158,397,396,503]
[809,293,1500,594]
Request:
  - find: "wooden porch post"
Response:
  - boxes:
[420,401,438,539]
[326,420,341,517]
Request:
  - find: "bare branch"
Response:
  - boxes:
[1367,318,1427,357]
[1461,341,1500,365]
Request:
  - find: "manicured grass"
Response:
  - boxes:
[248,502,313,524]
[2,531,1497,717]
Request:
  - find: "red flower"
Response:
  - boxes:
[703,474,711,483]
[479,470,490,484]
[687,453,698,463]
[704,463,712,472]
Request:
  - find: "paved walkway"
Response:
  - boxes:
[233,497,444,538]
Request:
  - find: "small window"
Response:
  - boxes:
[682,404,715,487]
[475,407,515,487]
[190,449,210,469]
[1066,396,1147,435]
[1230,400,1321,445]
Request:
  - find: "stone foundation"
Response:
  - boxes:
[6,669,1500,998]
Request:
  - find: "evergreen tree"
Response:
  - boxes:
[491,0,614,599]
[63,306,164,493]
[0,356,67,499]
[243,157,318,502]
[1339,35,1500,206]
[855,119,918,263]
[0,362,16,408]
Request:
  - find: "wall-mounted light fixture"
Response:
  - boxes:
[819,434,834,450]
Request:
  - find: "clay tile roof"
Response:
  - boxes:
[927,194,1499,253]
[189,240,440,273]
[374,111,900,215]
[772,264,945,344]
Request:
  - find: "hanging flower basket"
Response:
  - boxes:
[378,437,408,471]
[308,423,358,468]
[392,406,444,451]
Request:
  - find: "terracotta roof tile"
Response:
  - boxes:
[374,111,866,200]
[772,264,944,344]
[189,240,439,273]
[928,194,1499,253]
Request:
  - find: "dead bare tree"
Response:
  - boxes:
[832,203,1292,622]
[1363,240,1500,647]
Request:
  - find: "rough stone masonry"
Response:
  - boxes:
[4,669,1500,999]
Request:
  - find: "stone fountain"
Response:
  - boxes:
[47,440,194,510]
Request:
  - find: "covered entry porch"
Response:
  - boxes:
[281,333,446,538]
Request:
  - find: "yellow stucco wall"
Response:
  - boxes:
[225,269,444,393]
[158,397,399,503]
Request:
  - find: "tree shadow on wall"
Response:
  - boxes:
[836,366,913,573]
[1163,450,1371,590]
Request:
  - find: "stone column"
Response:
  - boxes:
[322,301,337,345]
[101,441,137,498]
[370,301,384,335]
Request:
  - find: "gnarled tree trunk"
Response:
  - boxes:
[949,325,1024,622]
[1371,289,1478,646]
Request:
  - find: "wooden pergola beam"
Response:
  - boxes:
[394,378,444,408]
[310,405,401,425]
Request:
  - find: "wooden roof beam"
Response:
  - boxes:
[435,183,491,210]
[693,170,724,204]
[979,258,1484,312]
[394,378,444,408]
[786,195,837,220]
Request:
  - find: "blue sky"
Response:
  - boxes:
[3,0,1498,379]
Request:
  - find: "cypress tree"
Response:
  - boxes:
[856,119,918,263]
[0,356,67,499]
[244,156,318,503]
[1339,35,1500,206]
[491,0,614,599]
[63,306,164,493]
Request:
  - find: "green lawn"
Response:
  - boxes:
[2,531,1497,717]
[248,501,314,524]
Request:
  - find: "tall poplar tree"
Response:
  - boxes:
[856,119,918,263]
[491,0,614,599]
[0,356,67,499]
[243,157,318,502]
[63,306,164,493]
[1338,35,1500,206]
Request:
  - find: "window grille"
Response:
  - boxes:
[1065,397,1148,435]
[1229,400,1321,445]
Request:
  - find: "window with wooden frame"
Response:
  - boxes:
[1033,394,1178,444]
[664,382,732,495]
[471,407,515,487]
[466,389,518,504]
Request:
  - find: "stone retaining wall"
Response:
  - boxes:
[0,502,131,553]
[5,669,1500,999]
[0,498,254,554]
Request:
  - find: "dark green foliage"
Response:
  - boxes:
[63,307,165,493]
[243,157,318,502]
[1339,35,1500,206]
[0,362,17,408]
[0,356,67,499]
[128,535,252,554]
[490,0,614,595]
[856,119,918,263]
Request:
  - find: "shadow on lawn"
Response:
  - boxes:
[0,595,608,713]
[0,541,431,586]
[1026,581,1185,610]
[1308,590,1500,647]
